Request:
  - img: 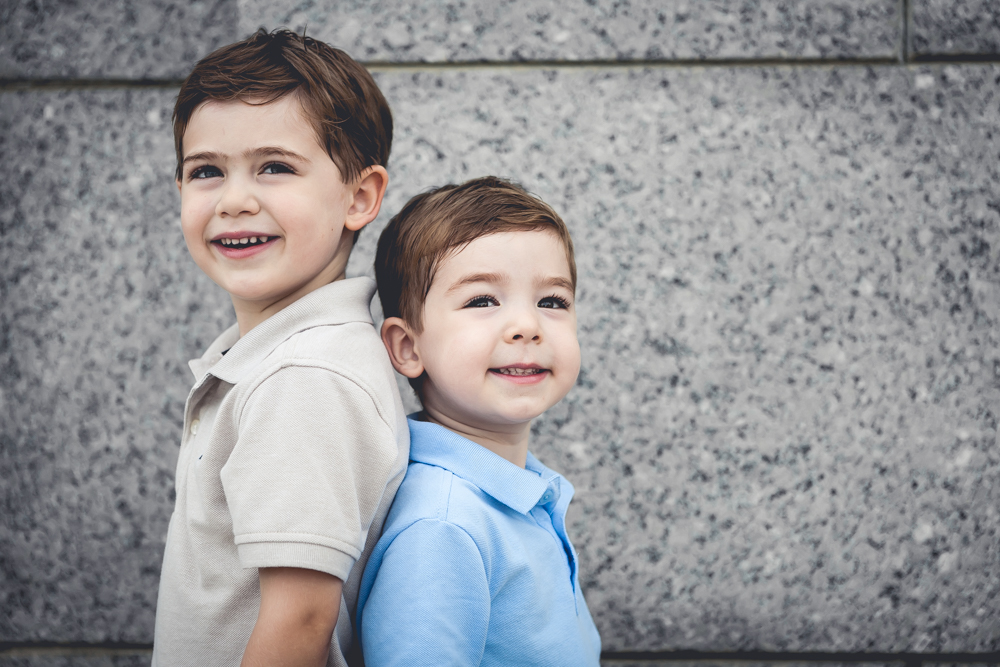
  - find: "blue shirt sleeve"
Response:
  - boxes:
[361,518,490,667]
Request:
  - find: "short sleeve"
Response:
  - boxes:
[220,364,399,579]
[361,520,490,667]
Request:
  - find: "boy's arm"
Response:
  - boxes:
[241,567,342,667]
[361,520,490,666]
[221,365,402,664]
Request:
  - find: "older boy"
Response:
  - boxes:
[152,30,408,667]
[358,177,601,665]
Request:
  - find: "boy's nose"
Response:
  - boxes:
[505,309,542,343]
[216,178,261,217]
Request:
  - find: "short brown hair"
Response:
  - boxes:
[172,28,392,183]
[375,176,576,336]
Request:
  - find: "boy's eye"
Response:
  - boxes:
[464,295,499,308]
[189,165,222,180]
[538,295,570,309]
[261,162,294,175]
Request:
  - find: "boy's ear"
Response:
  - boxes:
[380,317,424,379]
[344,165,388,232]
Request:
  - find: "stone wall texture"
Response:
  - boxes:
[910,0,1000,58]
[2,0,998,664]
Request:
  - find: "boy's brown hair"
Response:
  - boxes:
[172,28,392,184]
[375,176,577,337]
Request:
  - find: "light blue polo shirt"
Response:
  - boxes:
[357,418,601,666]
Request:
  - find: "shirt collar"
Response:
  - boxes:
[407,418,572,515]
[187,277,376,385]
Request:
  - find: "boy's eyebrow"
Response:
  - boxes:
[536,276,575,293]
[443,273,574,294]
[180,147,310,166]
[243,146,311,163]
[181,151,222,166]
[445,272,509,294]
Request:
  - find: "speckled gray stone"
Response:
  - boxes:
[3,63,1000,650]
[0,0,239,79]
[0,651,150,667]
[910,0,1000,57]
[0,89,232,641]
[239,0,901,62]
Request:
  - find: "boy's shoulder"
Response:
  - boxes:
[258,277,381,365]
[195,277,404,437]
[380,423,566,556]
[234,278,395,394]
[375,460,510,582]
[384,461,489,534]
[267,311,389,383]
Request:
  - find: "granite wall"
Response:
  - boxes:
[2,1,999,665]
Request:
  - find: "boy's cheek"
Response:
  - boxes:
[180,230,206,268]
[179,215,212,266]
[178,214,199,245]
[562,337,582,385]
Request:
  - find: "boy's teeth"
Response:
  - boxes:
[497,367,542,376]
[220,236,270,246]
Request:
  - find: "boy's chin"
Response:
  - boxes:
[424,386,562,431]
[429,405,540,433]
[471,405,553,430]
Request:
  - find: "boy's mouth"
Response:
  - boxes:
[490,365,547,376]
[213,235,273,247]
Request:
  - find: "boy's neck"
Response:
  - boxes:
[420,409,530,468]
[233,270,346,337]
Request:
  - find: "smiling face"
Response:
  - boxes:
[410,230,581,442]
[178,95,380,334]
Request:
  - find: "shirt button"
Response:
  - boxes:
[190,419,200,436]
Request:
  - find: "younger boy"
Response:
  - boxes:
[153,30,408,666]
[358,177,601,665]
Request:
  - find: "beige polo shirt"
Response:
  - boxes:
[152,277,409,667]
